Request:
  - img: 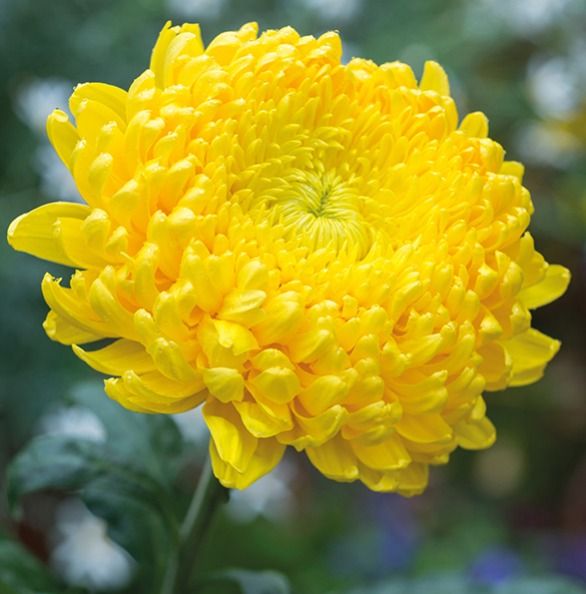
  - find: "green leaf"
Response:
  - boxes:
[67,381,183,484]
[6,433,181,593]
[6,384,189,594]
[6,435,107,515]
[6,434,177,532]
[82,483,171,594]
[0,533,60,593]
[200,569,292,594]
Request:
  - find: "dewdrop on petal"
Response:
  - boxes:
[7,22,570,495]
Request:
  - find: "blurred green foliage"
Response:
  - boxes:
[1,0,585,593]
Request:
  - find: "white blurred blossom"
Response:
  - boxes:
[38,405,107,443]
[14,77,71,134]
[297,0,363,23]
[12,77,81,201]
[567,38,586,82]
[166,0,227,20]
[51,500,134,591]
[515,122,580,168]
[481,0,572,35]
[35,145,81,202]
[341,41,362,65]
[474,440,525,498]
[527,57,579,119]
[228,459,295,523]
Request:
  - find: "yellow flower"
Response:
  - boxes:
[7,22,570,494]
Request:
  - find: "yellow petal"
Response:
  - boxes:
[88,274,138,340]
[69,82,127,121]
[247,367,301,404]
[455,416,496,450]
[213,319,259,356]
[203,399,257,473]
[132,243,161,310]
[419,61,450,95]
[105,373,203,413]
[149,21,176,86]
[150,22,204,88]
[7,202,90,267]
[395,463,429,496]
[219,289,267,326]
[254,292,303,344]
[343,401,403,443]
[297,404,347,448]
[237,260,268,291]
[43,311,102,345]
[288,328,335,363]
[478,341,512,391]
[358,465,398,492]
[210,435,284,490]
[46,109,79,168]
[360,463,429,495]
[500,161,525,180]
[278,402,347,450]
[203,368,244,403]
[72,339,155,375]
[147,337,199,382]
[152,291,192,343]
[298,374,350,416]
[234,399,293,438]
[122,369,204,399]
[460,112,489,138]
[104,378,151,413]
[506,328,560,387]
[395,413,453,444]
[381,61,417,88]
[42,274,113,337]
[251,348,294,371]
[306,437,359,482]
[58,217,112,268]
[352,435,411,471]
[205,23,259,65]
[390,370,448,414]
[519,265,570,309]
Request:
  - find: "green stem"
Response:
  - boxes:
[161,457,229,594]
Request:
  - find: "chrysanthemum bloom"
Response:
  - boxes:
[8,23,570,494]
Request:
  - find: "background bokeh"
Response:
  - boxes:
[1,0,585,592]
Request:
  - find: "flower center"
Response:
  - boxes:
[251,169,373,258]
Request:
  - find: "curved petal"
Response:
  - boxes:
[42,274,114,338]
[506,328,560,387]
[352,434,411,471]
[306,436,359,482]
[7,202,90,267]
[209,436,285,490]
[46,109,80,168]
[72,339,155,375]
[43,310,102,345]
[519,264,570,309]
[359,461,429,495]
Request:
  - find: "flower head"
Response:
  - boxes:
[7,22,569,494]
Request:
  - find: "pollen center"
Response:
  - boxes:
[251,169,373,257]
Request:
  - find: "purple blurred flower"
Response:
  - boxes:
[327,492,420,579]
[374,494,420,572]
[469,547,524,586]
[548,536,586,582]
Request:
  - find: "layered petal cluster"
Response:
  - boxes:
[8,22,570,494]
